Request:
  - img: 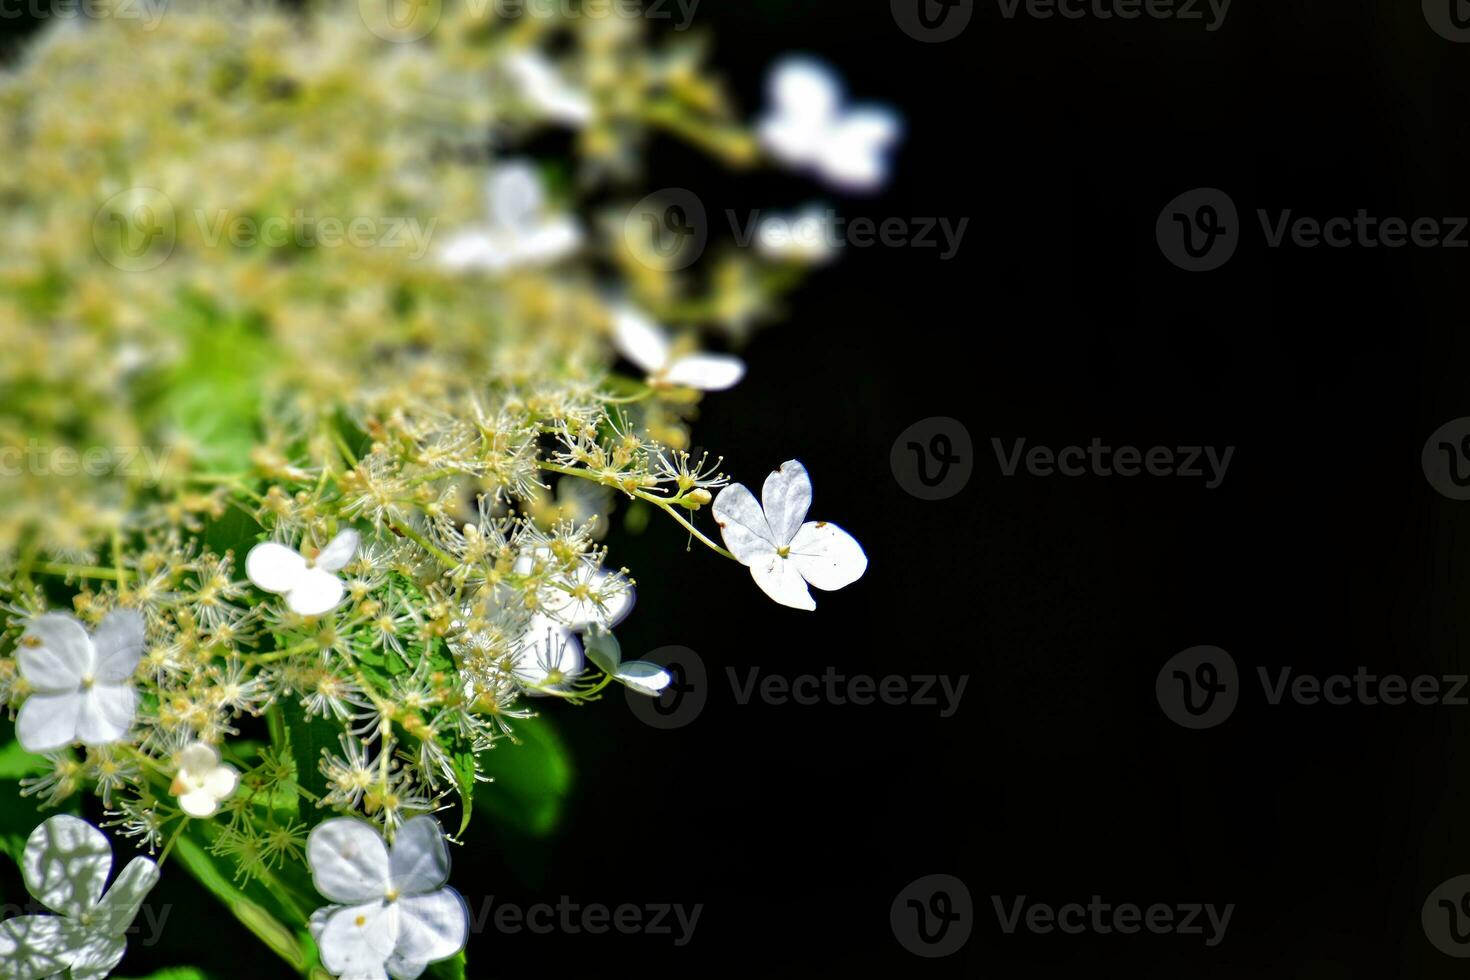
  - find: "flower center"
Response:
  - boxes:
[776,546,791,558]
[80,674,96,689]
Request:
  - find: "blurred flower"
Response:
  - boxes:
[505,51,594,127]
[246,530,360,616]
[612,307,746,391]
[756,206,838,264]
[757,57,902,192]
[16,611,144,753]
[307,817,468,980]
[170,741,239,818]
[438,162,582,273]
[0,814,160,980]
[713,460,868,611]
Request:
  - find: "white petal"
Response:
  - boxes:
[790,521,868,592]
[663,354,746,391]
[541,570,634,631]
[760,460,813,547]
[65,933,127,980]
[386,953,430,980]
[768,57,840,126]
[316,529,362,572]
[711,483,778,565]
[178,741,219,776]
[179,789,220,818]
[611,307,672,374]
[818,107,901,191]
[90,610,145,684]
[204,764,239,801]
[245,542,307,594]
[16,692,82,754]
[748,554,816,611]
[91,857,160,937]
[286,568,346,616]
[506,52,593,126]
[23,815,112,917]
[615,662,673,695]
[487,163,544,231]
[0,916,72,979]
[513,616,583,691]
[75,684,136,746]
[17,614,92,692]
[318,902,397,979]
[308,820,392,905]
[392,890,468,969]
[388,817,450,896]
[437,231,496,271]
[515,219,581,265]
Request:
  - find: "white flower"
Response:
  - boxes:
[583,629,672,697]
[438,162,581,273]
[512,549,636,631]
[512,614,585,694]
[246,529,360,616]
[611,307,745,391]
[712,460,868,611]
[754,206,838,264]
[306,817,469,980]
[505,51,594,127]
[15,611,144,753]
[0,814,160,980]
[757,57,902,192]
[170,741,239,818]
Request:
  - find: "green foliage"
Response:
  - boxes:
[479,718,572,838]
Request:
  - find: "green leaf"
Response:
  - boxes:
[451,749,477,837]
[0,738,50,780]
[479,718,572,838]
[117,969,216,980]
[277,702,337,812]
[0,721,76,865]
[424,951,467,980]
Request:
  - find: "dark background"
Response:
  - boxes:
[9,0,1470,975]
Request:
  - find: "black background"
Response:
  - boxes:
[9,0,1470,975]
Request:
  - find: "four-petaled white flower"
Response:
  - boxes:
[612,307,745,391]
[0,814,160,980]
[757,57,902,192]
[170,741,239,818]
[246,529,361,616]
[438,162,582,273]
[306,817,469,980]
[505,51,594,127]
[713,460,868,611]
[15,611,144,754]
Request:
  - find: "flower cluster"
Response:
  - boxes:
[0,3,887,977]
